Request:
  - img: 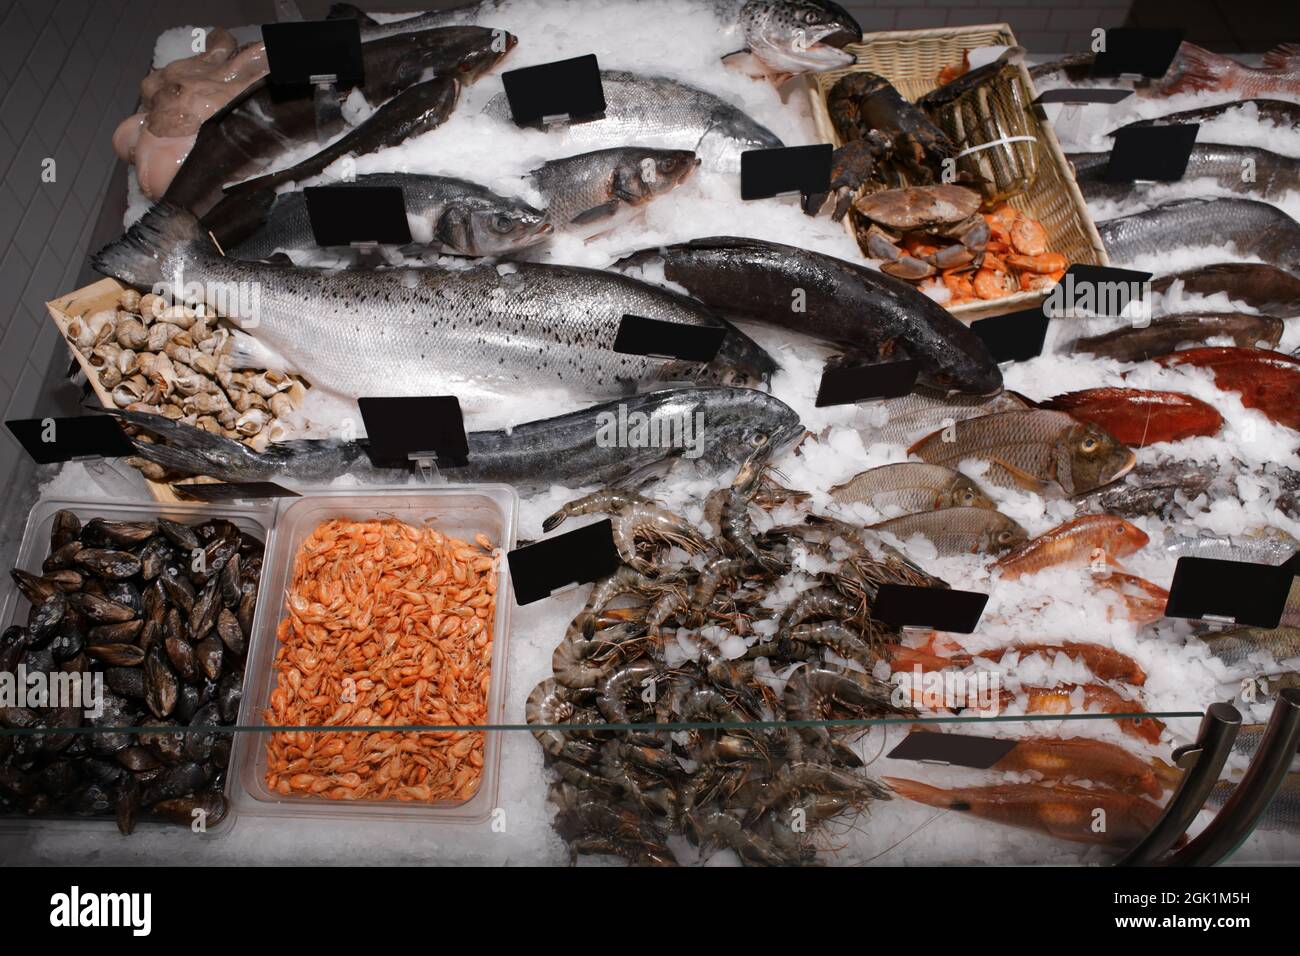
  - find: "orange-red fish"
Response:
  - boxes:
[1155,347,1300,431]
[1042,388,1223,446]
[980,642,1147,686]
[992,737,1172,798]
[1153,41,1300,98]
[994,515,1149,579]
[1011,683,1165,744]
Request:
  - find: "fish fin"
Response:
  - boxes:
[91,202,211,287]
[570,201,621,226]
[720,49,793,86]
[1161,42,1239,94]
[989,457,1051,492]
[327,2,378,25]
[1262,42,1300,69]
[227,331,296,374]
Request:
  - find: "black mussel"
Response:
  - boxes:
[35,761,80,795]
[195,634,224,682]
[237,588,257,637]
[143,647,179,719]
[238,531,264,559]
[27,592,68,647]
[45,569,83,592]
[138,619,162,653]
[139,723,186,765]
[115,776,141,835]
[74,548,143,580]
[184,703,221,762]
[188,580,220,641]
[0,705,39,730]
[42,699,84,754]
[81,517,158,547]
[106,580,142,615]
[116,746,163,773]
[11,568,58,605]
[202,535,239,582]
[158,518,200,551]
[175,684,203,723]
[86,643,146,667]
[216,671,243,724]
[0,626,30,673]
[0,766,38,799]
[149,791,227,829]
[88,620,144,644]
[80,757,128,788]
[141,761,210,806]
[164,636,199,684]
[216,608,246,656]
[105,667,145,699]
[71,783,114,816]
[48,617,85,662]
[160,569,195,613]
[164,606,186,643]
[138,537,170,580]
[24,646,55,679]
[220,553,241,608]
[66,591,135,624]
[195,519,238,544]
[142,579,165,623]
[50,509,81,551]
[87,694,134,756]
[211,736,231,770]
[42,540,82,573]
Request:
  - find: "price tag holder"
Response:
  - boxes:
[1034,89,1134,106]
[815,358,918,407]
[1090,28,1186,79]
[172,482,301,502]
[970,306,1051,364]
[870,583,988,634]
[1104,124,1199,183]
[261,19,364,99]
[1052,263,1153,320]
[507,519,622,605]
[6,416,135,465]
[740,144,832,202]
[501,54,605,128]
[304,186,412,248]
[357,396,469,480]
[1164,557,1293,629]
[613,315,725,363]
[887,730,1018,769]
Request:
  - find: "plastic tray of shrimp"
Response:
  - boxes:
[0,495,278,837]
[231,485,518,826]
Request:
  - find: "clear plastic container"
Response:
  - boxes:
[231,485,518,826]
[0,496,278,836]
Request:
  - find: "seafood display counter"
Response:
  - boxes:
[3,1,1300,868]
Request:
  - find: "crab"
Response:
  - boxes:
[853,184,990,280]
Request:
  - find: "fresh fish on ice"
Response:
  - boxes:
[1071,145,1300,204]
[1107,99,1300,135]
[1151,262,1300,318]
[829,462,995,512]
[530,147,699,235]
[1068,313,1284,363]
[870,508,1027,556]
[854,389,1030,447]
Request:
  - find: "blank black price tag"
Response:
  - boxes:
[172,482,301,502]
[740,144,832,201]
[501,54,604,126]
[262,20,364,97]
[304,186,412,247]
[6,416,134,464]
[870,583,988,633]
[970,306,1051,363]
[507,519,621,605]
[1104,124,1199,182]
[888,730,1018,769]
[1034,88,1134,105]
[1051,263,1152,319]
[613,315,725,363]
[815,358,918,407]
[1164,557,1292,628]
[357,396,469,468]
[1090,28,1186,78]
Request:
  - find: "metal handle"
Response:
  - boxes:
[1168,688,1300,866]
[1116,702,1240,866]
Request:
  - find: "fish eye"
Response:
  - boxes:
[998,531,1013,543]
[658,158,680,173]
[492,214,516,233]
[749,431,770,448]
[1081,437,1099,452]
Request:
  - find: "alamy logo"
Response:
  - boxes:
[595,405,705,459]
[50,886,151,936]
[1,667,102,718]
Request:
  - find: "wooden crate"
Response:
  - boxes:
[805,23,1109,322]
[45,278,303,504]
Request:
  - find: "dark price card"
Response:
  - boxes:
[262,19,365,97]
[1164,557,1292,628]
[501,54,605,127]
[6,416,135,465]
[970,306,1051,363]
[815,358,918,407]
[888,730,1018,769]
[507,520,622,605]
[1034,88,1134,106]
[1090,28,1186,78]
[870,583,988,634]
[613,315,725,363]
[357,396,469,468]
[1104,124,1199,183]
[740,144,833,201]
[172,482,301,502]
[304,186,412,247]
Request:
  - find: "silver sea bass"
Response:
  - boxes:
[92,204,776,408]
[484,70,784,172]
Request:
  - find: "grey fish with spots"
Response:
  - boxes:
[531,148,699,234]
[869,508,1027,556]
[830,462,996,512]
[92,205,776,408]
[1070,145,1300,203]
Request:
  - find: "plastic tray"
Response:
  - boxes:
[231,486,518,826]
[0,496,278,836]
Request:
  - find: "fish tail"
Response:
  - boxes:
[1163,43,1240,94]
[101,407,252,480]
[882,776,967,810]
[1263,42,1300,69]
[91,202,212,288]
[326,2,378,25]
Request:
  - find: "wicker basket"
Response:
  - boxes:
[806,23,1108,322]
[45,278,305,504]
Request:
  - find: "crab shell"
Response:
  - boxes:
[854,184,982,231]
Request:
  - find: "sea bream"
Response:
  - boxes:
[613,236,1003,394]
[529,148,699,235]
[327,0,862,79]
[482,71,784,173]
[163,26,514,217]
[1097,199,1300,278]
[92,204,776,409]
[103,388,803,491]
[226,173,551,262]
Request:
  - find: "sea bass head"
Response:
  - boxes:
[664,386,803,470]
[386,25,517,87]
[436,194,552,256]
[740,0,862,75]
[613,148,701,206]
[1056,419,1137,496]
[697,112,785,172]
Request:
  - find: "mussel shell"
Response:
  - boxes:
[42,541,82,572]
[105,667,145,699]
[115,777,141,835]
[86,642,146,667]
[116,746,164,773]
[159,570,196,613]
[188,580,220,641]
[143,647,179,719]
[220,553,241,608]
[164,636,200,684]
[141,761,210,806]
[80,518,158,547]
[47,618,85,662]
[27,592,68,647]
[66,591,135,624]
[74,548,143,580]
[148,790,227,828]
[10,568,57,605]
[195,634,224,682]
[87,620,143,644]
[106,580,142,614]
[138,537,171,580]
[158,518,200,550]
[50,510,81,551]
[217,671,244,723]
[184,703,222,762]
[216,607,246,656]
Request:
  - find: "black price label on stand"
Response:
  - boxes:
[870,583,988,633]
[815,358,918,407]
[1053,263,1153,319]
[1104,124,1199,182]
[172,482,301,502]
[262,19,364,97]
[740,144,832,201]
[6,416,135,464]
[613,315,725,363]
[1164,557,1292,628]
[970,306,1051,363]
[502,54,605,127]
[507,519,622,605]
[1034,88,1134,106]
[888,730,1018,769]
[1090,28,1186,78]
[357,396,470,469]
[304,186,412,247]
